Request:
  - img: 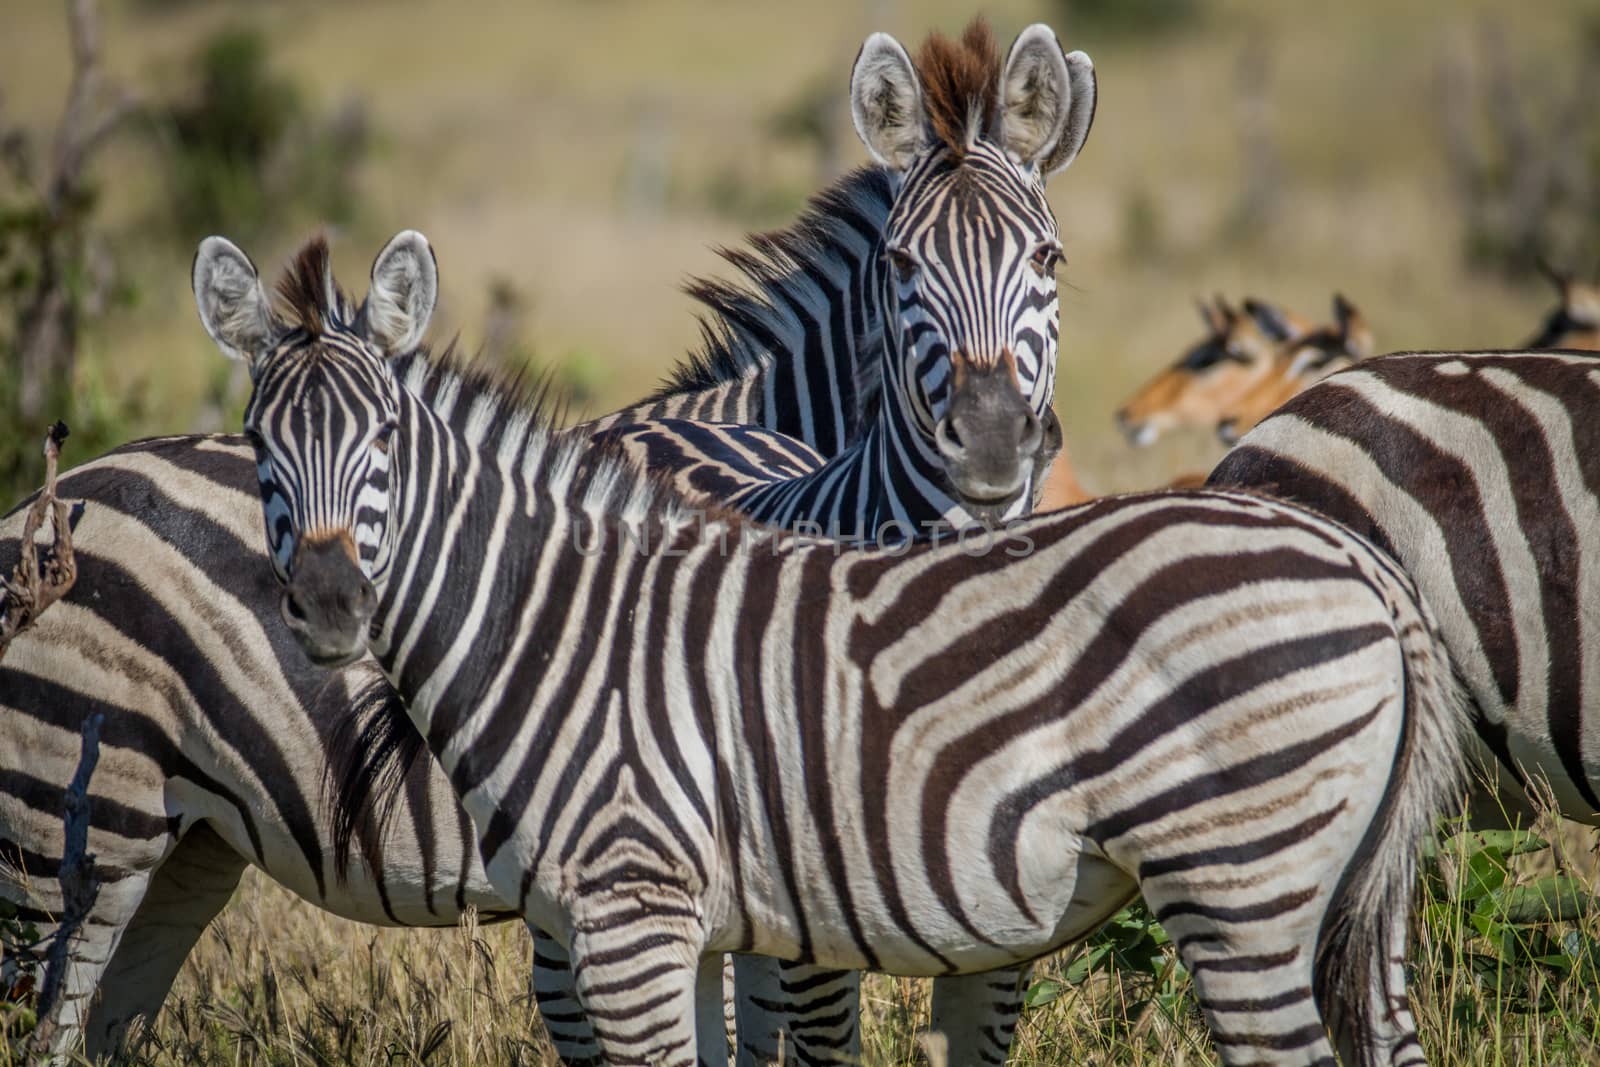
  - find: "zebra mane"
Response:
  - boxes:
[650,165,895,403]
[916,18,1002,159]
[275,235,355,334]
[392,344,695,528]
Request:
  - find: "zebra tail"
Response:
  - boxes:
[1314,565,1471,1067]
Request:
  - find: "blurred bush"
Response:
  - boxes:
[148,26,370,244]
[1439,16,1600,278]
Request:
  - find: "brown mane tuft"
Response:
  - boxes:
[915,18,1001,158]
[275,235,345,335]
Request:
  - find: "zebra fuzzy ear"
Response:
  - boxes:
[364,230,438,355]
[1001,27,1095,179]
[192,236,279,363]
[851,32,928,172]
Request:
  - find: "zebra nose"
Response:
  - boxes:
[936,409,1042,462]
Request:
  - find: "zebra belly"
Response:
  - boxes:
[727,840,1136,978]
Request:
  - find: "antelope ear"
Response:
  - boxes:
[1242,297,1299,342]
[193,236,279,363]
[851,32,927,171]
[365,230,438,354]
[1332,293,1375,358]
[1196,295,1225,335]
[1001,27,1095,179]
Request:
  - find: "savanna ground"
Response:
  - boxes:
[3,0,1600,1062]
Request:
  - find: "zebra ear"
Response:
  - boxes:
[192,236,279,363]
[365,229,438,355]
[1001,28,1095,179]
[851,32,928,172]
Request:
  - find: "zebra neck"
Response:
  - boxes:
[366,392,726,814]
[729,379,1030,543]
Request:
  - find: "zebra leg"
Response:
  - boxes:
[529,924,604,1066]
[731,955,785,1063]
[1142,882,1336,1066]
[928,966,1026,1066]
[771,962,859,1065]
[568,893,714,1066]
[1335,906,1424,1067]
[84,824,246,1060]
[26,862,162,1061]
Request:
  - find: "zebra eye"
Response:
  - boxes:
[1029,244,1063,278]
[886,247,919,284]
[371,421,395,455]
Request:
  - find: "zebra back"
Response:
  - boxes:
[1211,349,1600,821]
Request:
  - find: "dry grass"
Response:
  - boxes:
[31,810,1581,1066]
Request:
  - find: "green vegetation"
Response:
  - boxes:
[150,26,369,244]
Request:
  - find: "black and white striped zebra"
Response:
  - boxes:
[217,226,1470,1067]
[0,173,898,1062]
[607,19,1093,546]
[1210,350,1600,826]
[0,22,1094,1053]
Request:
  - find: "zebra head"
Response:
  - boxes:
[851,20,1095,515]
[192,231,437,666]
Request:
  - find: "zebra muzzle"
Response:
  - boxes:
[281,533,375,667]
[935,361,1042,505]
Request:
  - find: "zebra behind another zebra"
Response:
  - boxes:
[220,226,1471,1067]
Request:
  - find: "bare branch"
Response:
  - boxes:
[22,712,102,1059]
[0,422,77,661]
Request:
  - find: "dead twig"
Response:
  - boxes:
[0,422,75,662]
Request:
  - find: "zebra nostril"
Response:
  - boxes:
[935,416,966,459]
[281,593,307,627]
[1017,411,1043,455]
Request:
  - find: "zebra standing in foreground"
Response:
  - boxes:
[0,22,1093,1057]
[215,227,1469,1067]
[0,178,894,1063]
[1210,350,1600,825]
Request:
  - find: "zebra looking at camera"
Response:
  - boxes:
[214,226,1468,1067]
[607,19,1093,543]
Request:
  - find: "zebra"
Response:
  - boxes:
[1210,349,1600,827]
[0,180,893,1063]
[213,226,1470,1066]
[0,23,1096,1059]
[508,20,1099,1061]
[606,19,1093,545]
